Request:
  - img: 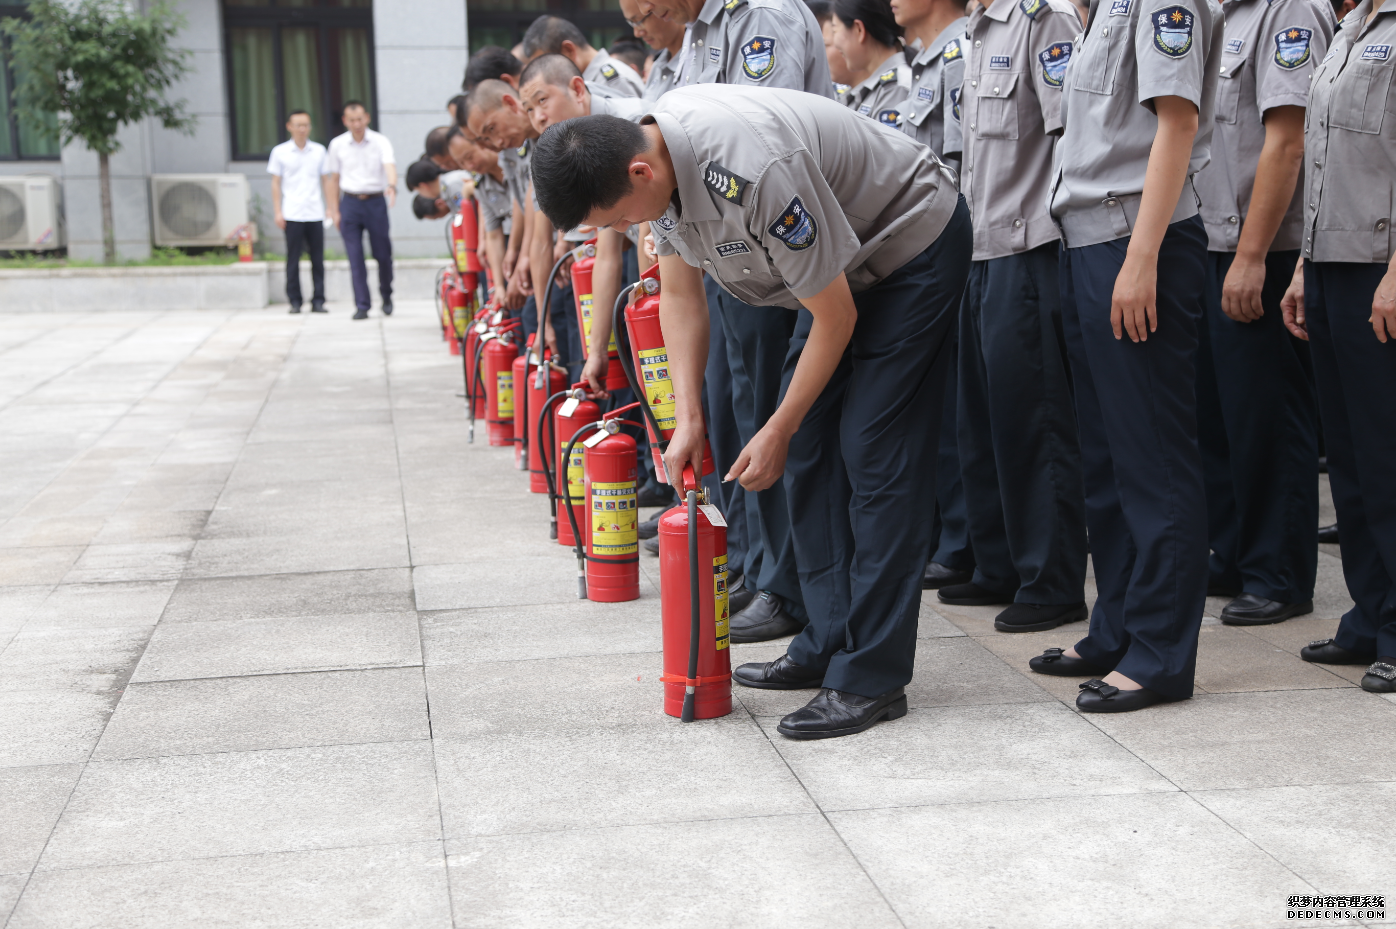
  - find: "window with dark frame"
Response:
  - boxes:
[223,0,377,161]
[467,0,631,57]
[0,3,61,161]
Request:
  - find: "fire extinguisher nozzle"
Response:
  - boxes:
[681,692,696,723]
[577,576,587,600]
[549,519,558,540]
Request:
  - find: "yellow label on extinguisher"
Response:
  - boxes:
[637,348,676,430]
[562,442,584,504]
[590,481,637,555]
[496,371,514,418]
[713,553,730,650]
[454,240,468,273]
[578,294,619,353]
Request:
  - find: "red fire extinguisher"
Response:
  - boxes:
[481,327,518,447]
[527,355,568,494]
[511,341,532,468]
[445,282,470,357]
[659,466,733,721]
[560,404,643,603]
[613,263,714,483]
[450,201,483,278]
[537,383,600,546]
[570,240,630,393]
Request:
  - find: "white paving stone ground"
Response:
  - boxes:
[1,302,1393,929]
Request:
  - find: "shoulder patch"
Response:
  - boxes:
[876,107,901,126]
[1273,27,1313,69]
[1151,6,1195,58]
[723,0,746,10]
[878,68,898,84]
[1038,42,1073,86]
[703,161,750,205]
[942,40,962,61]
[1360,43,1391,60]
[715,240,751,258]
[1108,0,1132,14]
[654,214,677,232]
[768,196,818,251]
[1020,0,1047,18]
[740,36,777,80]
[517,141,530,158]
[949,86,962,121]
[600,63,619,80]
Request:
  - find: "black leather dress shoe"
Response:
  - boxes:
[1300,638,1374,665]
[311,302,327,313]
[381,300,394,316]
[1220,594,1313,626]
[636,484,676,508]
[995,602,1088,633]
[922,561,971,589]
[1029,647,1111,677]
[728,578,755,616]
[776,687,907,740]
[288,304,302,314]
[637,507,674,540]
[352,310,369,320]
[733,653,824,690]
[729,591,803,643]
[643,536,658,555]
[1076,679,1172,713]
[937,581,1014,606]
[1318,523,1340,545]
[1361,659,1396,693]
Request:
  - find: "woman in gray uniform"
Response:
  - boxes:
[1283,0,1396,694]
[831,0,913,125]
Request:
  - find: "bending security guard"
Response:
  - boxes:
[530,85,972,740]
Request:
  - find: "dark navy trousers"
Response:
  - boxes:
[702,275,749,583]
[783,198,972,696]
[1197,249,1318,603]
[338,194,392,312]
[1305,261,1396,661]
[1059,216,1208,700]
[959,243,1088,604]
[929,346,976,573]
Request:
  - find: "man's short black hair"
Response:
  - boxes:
[286,109,311,121]
[519,53,584,90]
[804,0,833,23]
[531,115,648,232]
[609,37,647,73]
[412,194,444,219]
[424,125,456,158]
[464,45,523,90]
[406,159,443,190]
[521,15,591,59]
[342,99,367,116]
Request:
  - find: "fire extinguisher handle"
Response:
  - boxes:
[681,465,699,495]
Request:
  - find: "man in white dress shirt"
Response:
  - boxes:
[326,101,398,320]
[268,110,332,314]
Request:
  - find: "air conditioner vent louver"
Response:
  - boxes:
[0,176,63,249]
[0,187,24,240]
[158,182,218,239]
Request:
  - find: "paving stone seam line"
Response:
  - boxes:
[86,734,432,765]
[378,314,461,929]
[0,310,264,929]
[19,837,449,878]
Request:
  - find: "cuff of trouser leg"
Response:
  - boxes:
[1110,655,1194,702]
[969,571,1018,597]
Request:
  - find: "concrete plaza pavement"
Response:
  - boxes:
[1,302,1393,929]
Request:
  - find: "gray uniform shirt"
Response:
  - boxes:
[845,50,913,127]
[1048,0,1224,247]
[1194,0,1333,251]
[475,171,513,234]
[644,47,681,101]
[498,140,532,211]
[582,49,646,98]
[1302,0,1396,262]
[962,0,1080,259]
[649,85,960,308]
[677,0,835,98]
[900,20,969,164]
[588,81,650,121]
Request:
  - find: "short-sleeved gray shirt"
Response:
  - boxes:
[1194,0,1333,251]
[582,49,646,98]
[1302,0,1396,262]
[498,140,533,211]
[676,0,835,98]
[648,85,960,309]
[844,50,913,127]
[1048,0,1224,247]
[475,171,513,234]
[899,20,969,163]
[644,47,680,101]
[962,0,1080,259]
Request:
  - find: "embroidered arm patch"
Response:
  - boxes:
[768,196,818,251]
[741,36,777,80]
[1151,6,1195,58]
[1273,27,1313,69]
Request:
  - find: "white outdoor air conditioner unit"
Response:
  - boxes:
[0,175,64,251]
[150,174,251,247]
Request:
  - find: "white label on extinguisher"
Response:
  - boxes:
[637,348,677,430]
[698,504,726,528]
[590,481,637,555]
[583,429,609,448]
[713,554,730,650]
[558,397,580,418]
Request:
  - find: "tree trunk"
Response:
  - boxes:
[99,151,115,265]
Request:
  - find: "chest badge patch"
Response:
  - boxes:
[1109,0,1132,13]
[704,161,750,205]
[1020,0,1047,18]
[942,40,962,61]
[1039,42,1073,85]
[876,107,901,126]
[654,214,677,232]
[1274,27,1313,69]
[917,85,935,101]
[769,196,818,251]
[1361,43,1391,61]
[950,86,962,120]
[715,241,751,258]
[741,36,777,80]
[709,45,722,62]
[989,55,1012,69]
[1225,37,1244,53]
[1151,6,1195,59]
[859,103,872,114]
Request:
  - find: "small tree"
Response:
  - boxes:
[2,1,194,263]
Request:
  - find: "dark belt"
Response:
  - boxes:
[344,191,384,200]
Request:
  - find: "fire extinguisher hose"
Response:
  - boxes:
[468,335,487,444]
[682,473,700,723]
[536,389,571,540]
[611,283,670,450]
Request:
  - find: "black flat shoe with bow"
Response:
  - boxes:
[1029,647,1111,677]
[1300,638,1374,665]
[1361,660,1396,694]
[1076,679,1173,713]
